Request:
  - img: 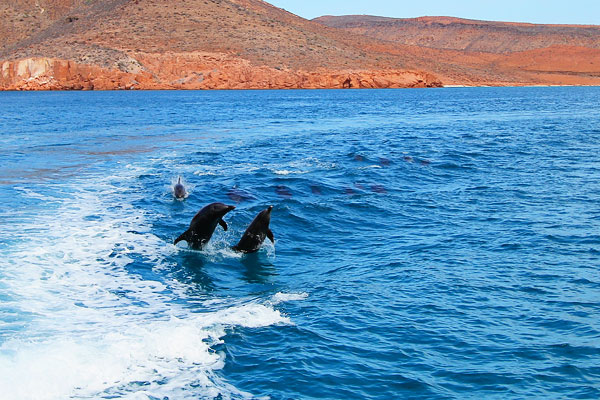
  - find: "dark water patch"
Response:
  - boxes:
[569,278,599,286]
[168,251,217,293]
[546,343,600,360]
[436,162,473,171]
[274,185,292,198]
[378,157,391,166]
[370,184,387,193]
[434,370,523,387]
[226,186,256,203]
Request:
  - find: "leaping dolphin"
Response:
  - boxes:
[233,206,274,254]
[174,202,235,249]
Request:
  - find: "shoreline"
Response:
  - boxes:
[1,84,599,92]
[4,57,600,92]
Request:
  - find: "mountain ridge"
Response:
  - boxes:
[313,15,600,53]
[313,14,600,86]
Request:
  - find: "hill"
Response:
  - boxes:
[313,15,600,54]
[314,15,600,86]
[1,2,599,90]
[0,0,441,90]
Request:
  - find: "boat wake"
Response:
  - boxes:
[0,166,297,400]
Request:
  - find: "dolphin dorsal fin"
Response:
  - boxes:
[178,177,181,184]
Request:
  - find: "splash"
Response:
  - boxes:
[0,166,289,400]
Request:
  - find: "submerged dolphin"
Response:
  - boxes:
[275,185,292,198]
[233,206,274,254]
[227,186,255,203]
[174,177,187,199]
[174,202,235,249]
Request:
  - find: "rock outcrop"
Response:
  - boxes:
[1,57,140,90]
[0,54,442,90]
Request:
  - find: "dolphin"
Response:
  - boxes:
[174,202,235,249]
[275,185,292,198]
[227,186,255,203]
[371,184,387,193]
[232,206,274,254]
[174,177,187,199]
[379,157,391,166]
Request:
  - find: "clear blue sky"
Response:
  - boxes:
[268,0,600,25]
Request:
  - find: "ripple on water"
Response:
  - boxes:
[1,88,600,399]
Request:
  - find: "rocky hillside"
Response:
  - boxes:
[0,0,442,90]
[1,0,78,52]
[314,15,600,53]
[1,1,599,90]
[314,15,600,86]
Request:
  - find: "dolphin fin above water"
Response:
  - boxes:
[174,229,191,245]
[266,229,274,243]
[174,176,187,199]
[218,218,228,231]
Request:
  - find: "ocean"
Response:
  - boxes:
[0,87,599,399]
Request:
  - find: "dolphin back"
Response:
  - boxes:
[174,203,236,249]
[233,206,273,253]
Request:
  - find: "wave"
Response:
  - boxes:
[0,165,290,399]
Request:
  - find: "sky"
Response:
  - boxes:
[268,0,600,25]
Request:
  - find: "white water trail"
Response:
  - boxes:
[0,165,293,400]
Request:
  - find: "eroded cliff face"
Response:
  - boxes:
[1,57,137,90]
[0,53,442,90]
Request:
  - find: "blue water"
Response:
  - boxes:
[1,87,599,399]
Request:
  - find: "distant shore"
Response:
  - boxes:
[0,57,443,91]
[1,56,598,92]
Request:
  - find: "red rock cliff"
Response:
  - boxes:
[1,54,442,90]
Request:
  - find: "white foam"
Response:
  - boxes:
[199,303,291,328]
[0,165,290,399]
[359,165,382,170]
[269,158,336,176]
[0,309,278,399]
[193,170,218,176]
[175,237,245,261]
[13,186,61,201]
[271,292,309,305]
[174,236,276,260]
[273,169,308,175]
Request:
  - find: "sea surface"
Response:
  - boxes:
[0,87,599,400]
